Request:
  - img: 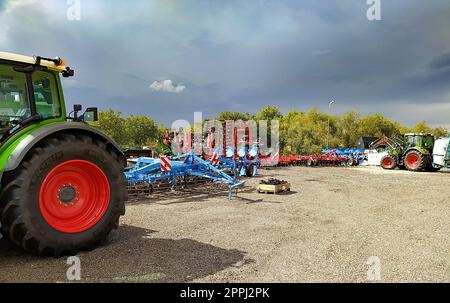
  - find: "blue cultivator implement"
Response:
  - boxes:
[124,151,246,199]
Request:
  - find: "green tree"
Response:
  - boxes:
[431,127,448,138]
[357,114,402,138]
[255,105,283,121]
[410,121,432,134]
[95,109,126,145]
[281,108,340,154]
[123,115,161,148]
[338,111,361,147]
[409,121,448,137]
[216,110,255,122]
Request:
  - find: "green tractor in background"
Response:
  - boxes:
[374,133,436,172]
[0,52,127,256]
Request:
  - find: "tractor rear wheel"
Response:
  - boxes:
[380,155,397,170]
[0,133,127,257]
[404,150,427,172]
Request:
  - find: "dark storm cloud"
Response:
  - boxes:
[430,53,450,70]
[1,0,450,128]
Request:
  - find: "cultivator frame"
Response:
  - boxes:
[125,151,246,199]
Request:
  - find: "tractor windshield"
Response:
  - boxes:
[0,64,31,141]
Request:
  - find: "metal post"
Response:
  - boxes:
[327,100,335,149]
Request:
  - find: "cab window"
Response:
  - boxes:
[32,71,61,119]
[0,64,31,119]
[0,64,31,141]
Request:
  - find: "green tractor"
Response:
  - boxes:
[0,52,127,256]
[374,133,436,172]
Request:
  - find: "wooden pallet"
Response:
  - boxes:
[257,183,291,194]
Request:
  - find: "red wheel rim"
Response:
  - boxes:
[39,160,110,233]
[383,158,393,167]
[406,153,420,169]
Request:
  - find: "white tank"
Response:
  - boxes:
[433,137,450,167]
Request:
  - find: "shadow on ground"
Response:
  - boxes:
[0,225,252,282]
[241,191,298,204]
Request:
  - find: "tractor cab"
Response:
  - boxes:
[0,52,97,145]
[0,53,73,143]
[403,133,435,151]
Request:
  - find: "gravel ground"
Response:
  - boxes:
[1,166,450,283]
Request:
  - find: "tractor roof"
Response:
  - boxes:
[0,51,68,73]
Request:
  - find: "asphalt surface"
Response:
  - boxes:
[1,166,450,282]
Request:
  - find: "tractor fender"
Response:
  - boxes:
[3,122,124,173]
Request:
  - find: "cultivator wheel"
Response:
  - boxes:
[404,150,428,172]
[306,158,318,167]
[0,134,127,257]
[380,155,397,170]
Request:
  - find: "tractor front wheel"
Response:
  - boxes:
[380,155,397,170]
[0,133,127,257]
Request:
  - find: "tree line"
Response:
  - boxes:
[93,106,448,155]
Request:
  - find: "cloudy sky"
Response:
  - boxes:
[1,0,450,127]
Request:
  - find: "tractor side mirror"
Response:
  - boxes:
[73,104,82,112]
[62,67,75,78]
[82,107,98,122]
